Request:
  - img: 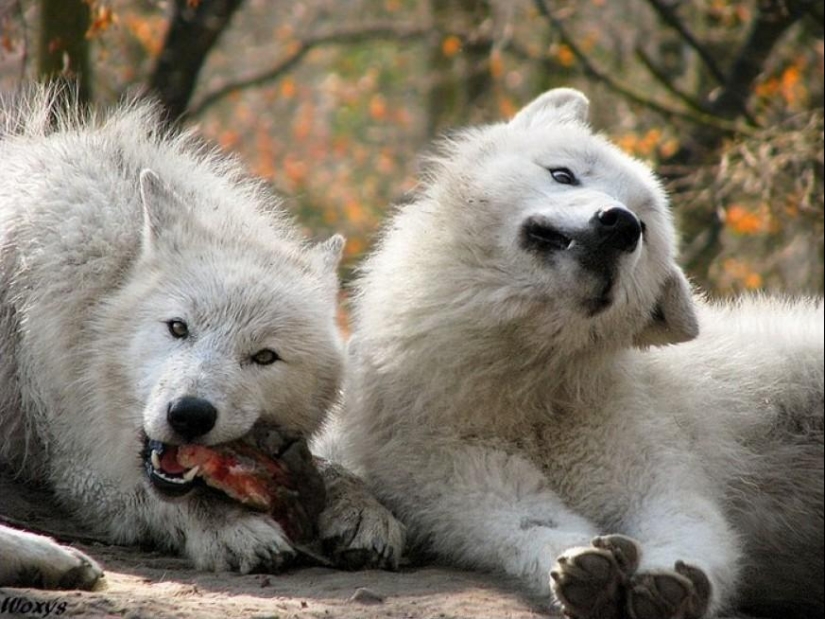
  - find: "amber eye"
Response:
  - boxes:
[251,348,280,366]
[549,167,578,185]
[167,320,189,339]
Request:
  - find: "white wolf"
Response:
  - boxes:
[0,87,402,589]
[319,89,824,618]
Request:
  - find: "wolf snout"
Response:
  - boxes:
[591,207,641,253]
[167,396,218,441]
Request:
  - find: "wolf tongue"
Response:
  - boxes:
[159,446,186,475]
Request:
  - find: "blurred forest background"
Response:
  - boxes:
[1,0,822,302]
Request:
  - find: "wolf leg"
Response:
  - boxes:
[622,491,739,618]
[356,441,600,599]
[316,460,406,570]
[0,525,102,590]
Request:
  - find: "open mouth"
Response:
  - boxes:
[140,426,304,500]
[141,437,203,498]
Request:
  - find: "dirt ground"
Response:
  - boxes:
[0,473,552,619]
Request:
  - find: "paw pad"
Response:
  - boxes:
[551,536,642,619]
[626,563,711,619]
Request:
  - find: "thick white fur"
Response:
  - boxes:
[0,86,349,583]
[319,89,824,617]
[0,527,102,590]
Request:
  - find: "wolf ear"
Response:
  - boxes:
[510,88,590,129]
[314,234,345,276]
[139,168,183,252]
[633,267,699,347]
[311,235,345,302]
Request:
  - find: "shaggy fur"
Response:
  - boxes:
[317,89,824,618]
[0,86,402,589]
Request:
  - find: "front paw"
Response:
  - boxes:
[2,529,103,590]
[184,512,295,574]
[317,461,406,570]
[627,561,711,619]
[551,534,640,619]
[319,499,406,570]
[48,546,103,590]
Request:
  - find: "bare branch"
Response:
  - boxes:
[643,0,727,85]
[634,46,707,114]
[678,211,724,279]
[708,0,808,121]
[189,22,428,118]
[531,0,750,135]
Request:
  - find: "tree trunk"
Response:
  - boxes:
[38,0,91,105]
[148,0,246,124]
[707,0,811,121]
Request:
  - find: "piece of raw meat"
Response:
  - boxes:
[176,428,326,543]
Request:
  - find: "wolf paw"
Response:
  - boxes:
[551,534,640,619]
[626,561,711,619]
[1,529,103,590]
[49,546,103,590]
[317,461,406,570]
[185,512,295,574]
[319,502,406,570]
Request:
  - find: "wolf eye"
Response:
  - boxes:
[167,320,189,339]
[549,167,578,185]
[251,348,280,366]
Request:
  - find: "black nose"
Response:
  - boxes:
[167,396,217,441]
[593,207,641,253]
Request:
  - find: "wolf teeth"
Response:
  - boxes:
[153,470,191,484]
[148,445,198,484]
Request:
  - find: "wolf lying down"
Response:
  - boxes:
[317,89,824,618]
[0,87,403,589]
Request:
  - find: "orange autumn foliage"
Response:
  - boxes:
[86,4,116,39]
[725,205,772,236]
[442,35,462,58]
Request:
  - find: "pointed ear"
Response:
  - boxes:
[634,267,699,347]
[314,234,345,275]
[139,169,183,252]
[510,88,590,129]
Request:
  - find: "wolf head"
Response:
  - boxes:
[505,89,697,349]
[358,88,697,369]
[93,170,344,497]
